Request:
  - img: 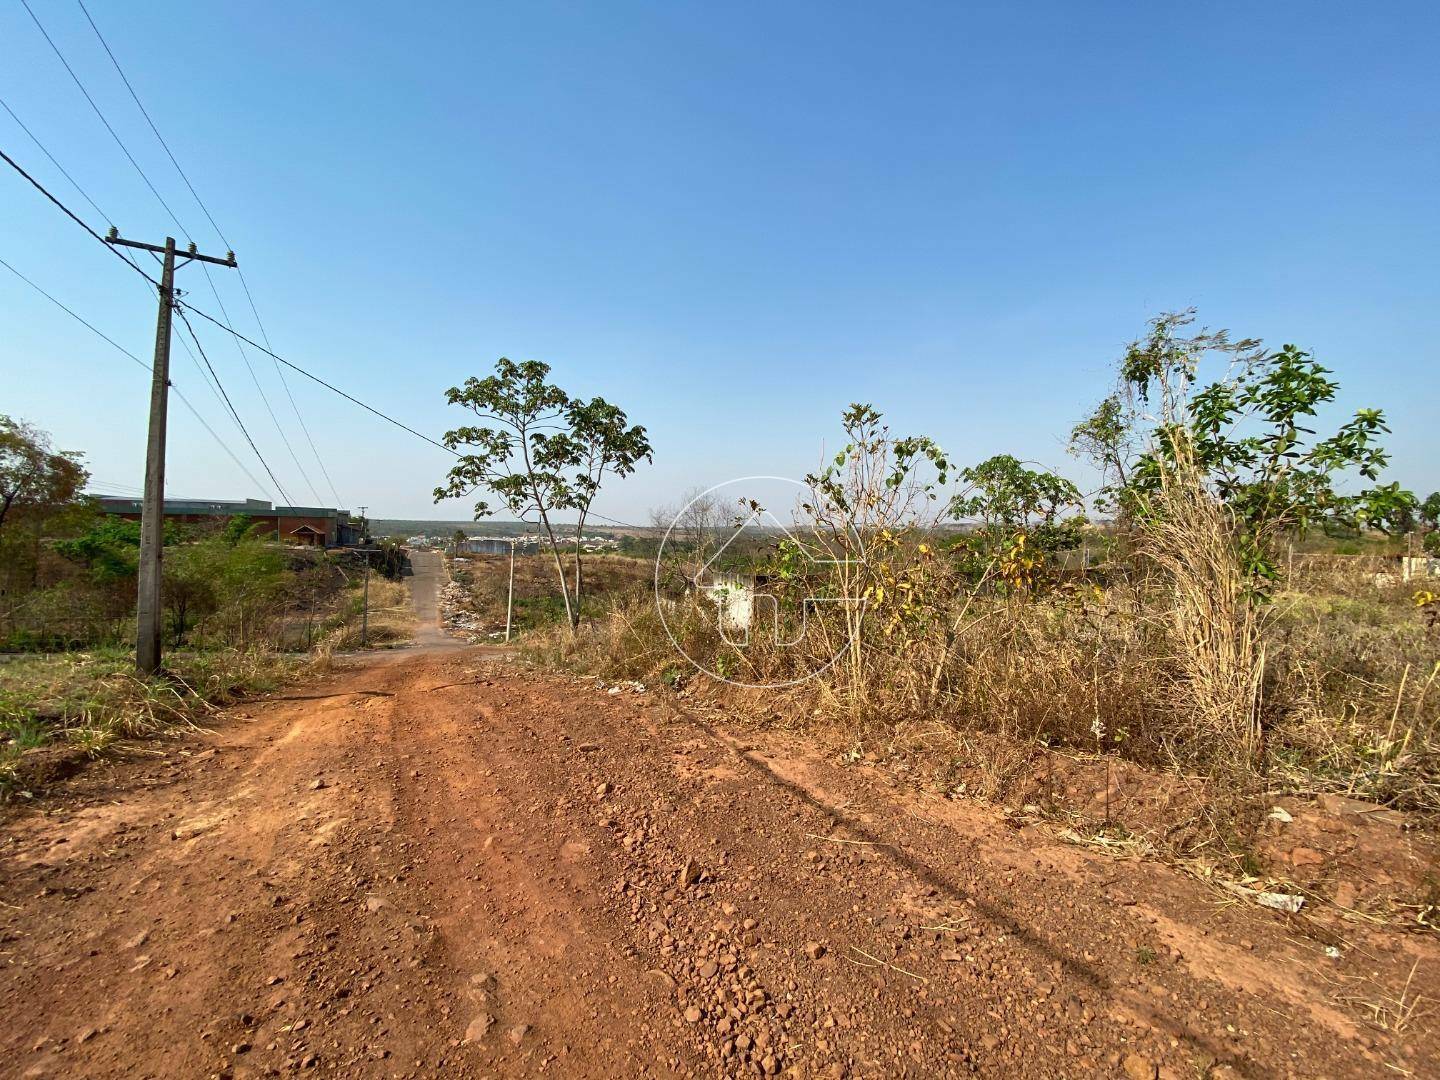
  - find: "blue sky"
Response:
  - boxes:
[3,1,1436,522]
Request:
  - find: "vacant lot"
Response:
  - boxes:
[451,552,653,633]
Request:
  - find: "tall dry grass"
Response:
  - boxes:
[313,578,414,654]
[521,519,1438,824]
[1129,444,1265,773]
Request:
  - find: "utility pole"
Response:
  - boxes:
[505,539,516,643]
[105,230,236,675]
[362,559,371,646]
[358,505,370,647]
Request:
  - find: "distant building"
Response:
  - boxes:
[460,534,618,555]
[95,497,358,548]
[465,536,542,556]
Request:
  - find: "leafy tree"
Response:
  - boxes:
[1420,492,1440,530]
[55,517,143,583]
[195,534,287,647]
[375,538,407,580]
[800,404,951,690]
[222,514,260,546]
[1079,310,1414,589]
[163,542,218,646]
[543,396,653,615]
[0,415,88,535]
[951,454,1082,550]
[1069,395,1134,510]
[55,517,186,583]
[946,454,1082,591]
[1385,502,1418,536]
[436,358,650,628]
[805,404,951,527]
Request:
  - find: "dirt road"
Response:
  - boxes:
[2,642,1435,1075]
[404,550,461,651]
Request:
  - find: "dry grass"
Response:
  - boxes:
[1131,450,1265,774]
[1330,960,1433,1035]
[521,531,1439,843]
[0,564,418,795]
[454,553,653,633]
[314,578,414,653]
[1266,592,1439,812]
[0,647,300,794]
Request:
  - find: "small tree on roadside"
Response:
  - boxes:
[1088,310,1416,595]
[950,455,1082,577]
[163,542,218,646]
[802,404,951,698]
[544,396,653,616]
[1068,395,1135,513]
[0,416,90,596]
[55,517,153,583]
[1419,492,1440,555]
[435,359,650,630]
[650,485,727,587]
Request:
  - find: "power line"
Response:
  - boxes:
[0,99,170,285]
[20,4,315,504]
[175,307,294,505]
[236,272,344,507]
[0,135,217,439]
[18,0,188,233]
[179,302,643,526]
[6,221,643,523]
[1,143,454,478]
[171,386,276,503]
[0,93,108,224]
[199,262,324,504]
[92,478,144,493]
[586,509,645,530]
[0,250,274,497]
[74,0,226,243]
[0,251,146,369]
[0,144,156,284]
[179,303,458,456]
[0,143,281,499]
[73,0,340,507]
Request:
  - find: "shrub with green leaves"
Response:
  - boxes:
[1074,310,1415,594]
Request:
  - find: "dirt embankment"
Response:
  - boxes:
[1,648,1436,1078]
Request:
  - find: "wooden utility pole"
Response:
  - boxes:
[358,505,370,647]
[105,230,236,675]
[362,559,371,646]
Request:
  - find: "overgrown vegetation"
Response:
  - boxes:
[0,415,415,796]
[522,313,1438,864]
[451,552,652,634]
[0,647,297,796]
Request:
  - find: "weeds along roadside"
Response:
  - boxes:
[515,379,1438,893]
[517,563,1437,937]
[0,577,414,799]
[0,647,299,796]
